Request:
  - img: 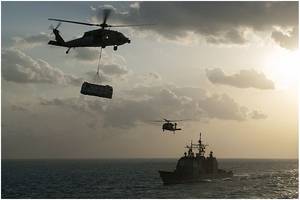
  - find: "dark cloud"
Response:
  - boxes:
[250,110,268,119]
[92,2,298,48]
[10,104,29,112]
[1,48,82,86]
[12,32,49,49]
[206,68,275,90]
[271,27,299,50]
[206,29,247,44]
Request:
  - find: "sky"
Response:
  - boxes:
[1,1,299,159]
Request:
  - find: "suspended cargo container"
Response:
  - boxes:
[80,81,113,99]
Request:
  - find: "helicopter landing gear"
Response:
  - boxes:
[66,48,71,54]
[113,45,118,51]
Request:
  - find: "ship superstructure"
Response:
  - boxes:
[159,133,233,184]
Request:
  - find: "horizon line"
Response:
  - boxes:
[2,157,298,160]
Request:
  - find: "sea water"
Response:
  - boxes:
[1,159,298,198]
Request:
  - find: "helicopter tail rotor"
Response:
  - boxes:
[48,22,65,45]
[49,22,62,36]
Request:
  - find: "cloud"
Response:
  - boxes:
[147,72,161,80]
[198,93,248,121]
[71,48,128,79]
[100,64,128,76]
[92,2,298,48]
[85,71,112,83]
[38,84,266,129]
[39,97,102,115]
[250,110,268,119]
[1,48,83,86]
[83,63,129,83]
[11,33,104,61]
[206,68,275,89]
[73,48,100,62]
[206,29,247,44]
[12,32,49,49]
[271,27,299,50]
[10,104,29,112]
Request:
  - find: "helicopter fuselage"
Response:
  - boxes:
[162,122,182,132]
[48,29,131,50]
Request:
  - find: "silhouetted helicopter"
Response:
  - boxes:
[152,118,184,134]
[48,9,153,54]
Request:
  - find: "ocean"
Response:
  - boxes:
[1,159,298,198]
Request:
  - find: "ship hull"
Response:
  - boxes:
[158,170,233,185]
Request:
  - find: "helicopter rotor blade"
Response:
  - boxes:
[163,118,189,122]
[163,118,170,122]
[150,120,165,122]
[109,23,156,28]
[102,9,111,25]
[48,18,155,29]
[55,22,62,29]
[49,22,62,37]
[48,18,100,27]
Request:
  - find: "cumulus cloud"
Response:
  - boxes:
[73,48,100,62]
[1,48,83,86]
[91,2,298,49]
[12,32,49,49]
[198,93,248,121]
[85,71,112,83]
[83,63,128,84]
[271,27,298,50]
[100,64,128,76]
[39,97,102,115]
[39,84,266,129]
[206,68,275,89]
[147,72,161,80]
[250,110,268,119]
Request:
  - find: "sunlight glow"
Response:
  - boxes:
[264,49,299,89]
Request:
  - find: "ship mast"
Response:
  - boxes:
[198,132,207,157]
[185,132,208,157]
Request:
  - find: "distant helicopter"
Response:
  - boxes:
[48,9,153,54]
[151,118,184,134]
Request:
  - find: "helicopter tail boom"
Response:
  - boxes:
[48,40,67,47]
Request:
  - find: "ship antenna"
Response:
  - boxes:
[199,132,202,146]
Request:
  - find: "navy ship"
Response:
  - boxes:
[159,133,233,184]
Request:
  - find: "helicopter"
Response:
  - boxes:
[151,118,184,134]
[48,9,153,54]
